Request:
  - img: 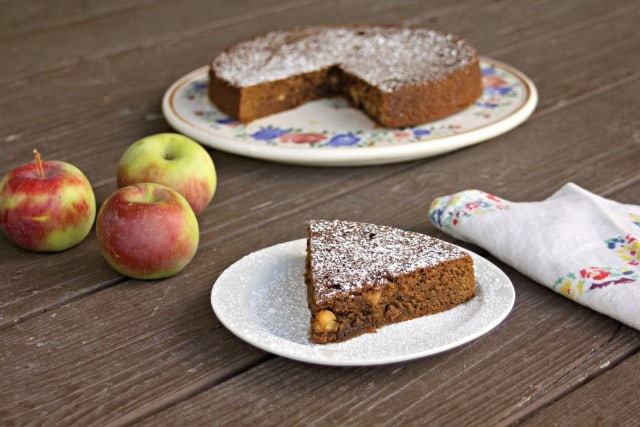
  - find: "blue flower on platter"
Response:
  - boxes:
[477,100,500,109]
[184,80,209,99]
[325,133,360,147]
[216,117,239,125]
[250,127,289,141]
[192,81,208,92]
[412,129,431,138]
[481,66,498,76]
[484,86,513,96]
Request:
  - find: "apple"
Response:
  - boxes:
[0,150,96,252]
[96,182,199,279]
[117,133,216,215]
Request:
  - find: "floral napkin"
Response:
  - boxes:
[429,183,640,330]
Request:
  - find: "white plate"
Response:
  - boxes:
[163,57,537,166]
[211,238,515,366]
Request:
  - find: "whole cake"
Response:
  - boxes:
[209,25,483,128]
[304,219,476,344]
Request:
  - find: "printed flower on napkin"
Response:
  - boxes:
[429,183,640,330]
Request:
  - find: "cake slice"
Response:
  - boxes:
[304,220,475,344]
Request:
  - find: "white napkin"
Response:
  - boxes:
[429,183,640,330]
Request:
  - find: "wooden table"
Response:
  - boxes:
[2,0,639,425]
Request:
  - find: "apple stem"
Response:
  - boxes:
[33,149,45,178]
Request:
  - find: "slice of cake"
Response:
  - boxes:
[304,220,475,344]
[209,25,483,128]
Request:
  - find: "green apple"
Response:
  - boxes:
[96,183,199,279]
[117,133,216,215]
[0,150,96,252]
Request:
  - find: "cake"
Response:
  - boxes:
[208,25,483,128]
[304,219,476,344]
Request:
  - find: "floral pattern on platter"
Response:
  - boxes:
[178,60,528,149]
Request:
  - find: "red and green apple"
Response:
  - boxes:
[0,150,96,252]
[117,133,216,215]
[96,182,199,279]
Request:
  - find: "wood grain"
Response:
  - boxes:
[1,0,638,425]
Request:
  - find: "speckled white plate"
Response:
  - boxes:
[163,57,537,166]
[211,238,515,366]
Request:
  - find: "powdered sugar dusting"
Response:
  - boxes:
[210,238,514,366]
[211,26,476,92]
[308,219,470,303]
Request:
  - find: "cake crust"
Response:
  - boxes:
[304,220,476,344]
[209,25,483,128]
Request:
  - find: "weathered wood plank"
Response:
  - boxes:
[0,0,323,78]
[2,0,639,324]
[0,273,271,424]
[135,274,640,426]
[1,0,468,83]
[1,0,168,40]
[517,352,640,426]
[1,0,637,216]
[1,70,638,328]
[1,0,639,425]
[2,0,638,167]
[2,81,639,424]
[132,181,640,426]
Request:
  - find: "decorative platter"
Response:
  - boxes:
[211,238,515,366]
[163,57,537,166]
